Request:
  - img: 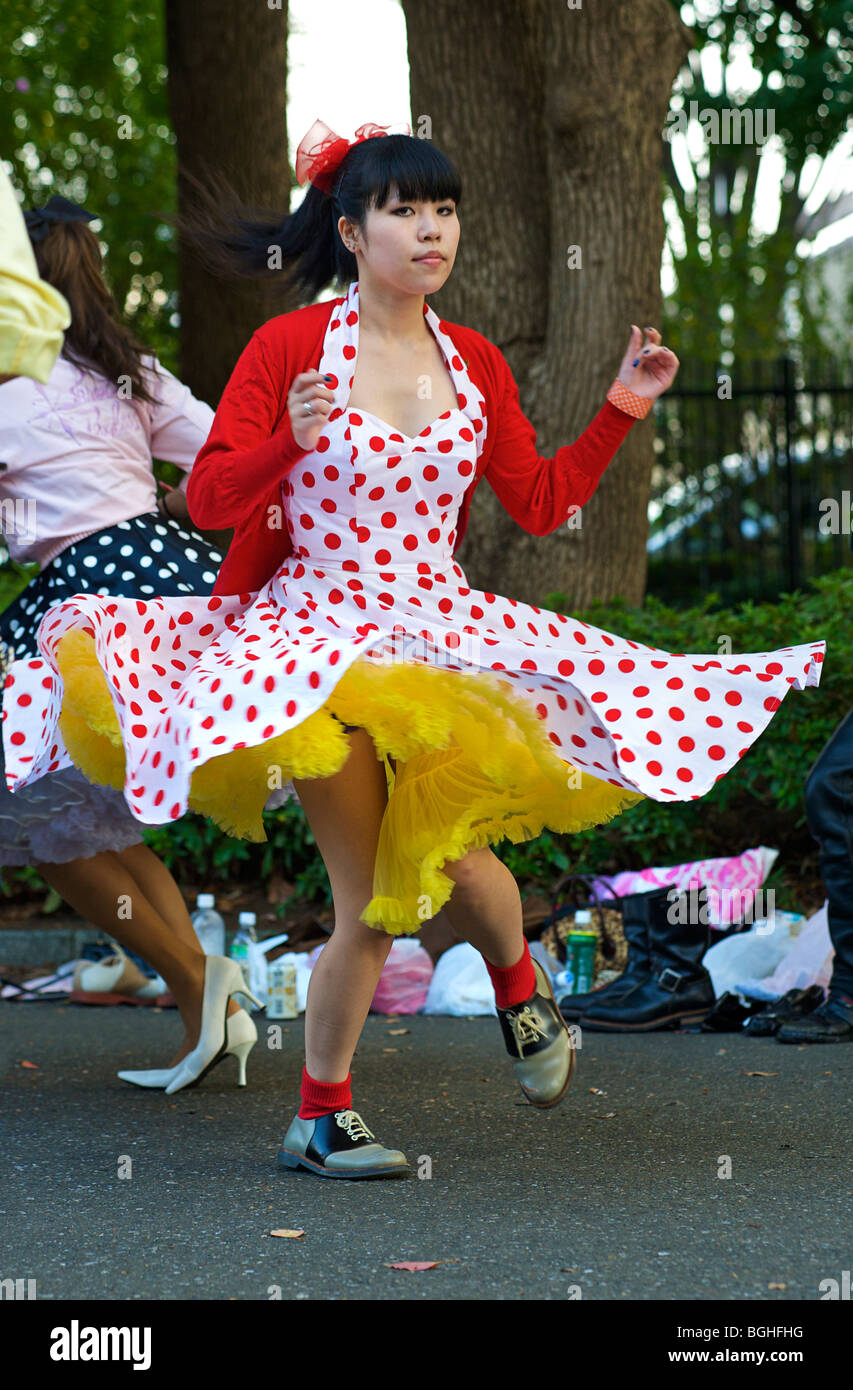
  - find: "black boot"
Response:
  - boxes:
[579,886,715,1031]
[559,889,655,1021]
[775,988,853,1043]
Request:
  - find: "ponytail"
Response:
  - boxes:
[166,134,462,305]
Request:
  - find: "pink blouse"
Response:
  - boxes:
[0,352,214,571]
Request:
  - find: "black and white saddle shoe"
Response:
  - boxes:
[497,959,576,1108]
[277,1109,411,1179]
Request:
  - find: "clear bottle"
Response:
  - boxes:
[554,964,575,1002]
[190,893,226,957]
[229,910,257,995]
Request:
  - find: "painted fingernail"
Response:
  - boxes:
[632,358,639,366]
[642,349,651,354]
[323,374,333,381]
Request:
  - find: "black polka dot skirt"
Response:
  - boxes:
[0,509,224,867]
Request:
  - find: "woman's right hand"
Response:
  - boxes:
[288,371,337,451]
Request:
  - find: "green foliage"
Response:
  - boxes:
[661,0,853,363]
[0,557,41,615]
[2,0,179,370]
[136,798,333,909]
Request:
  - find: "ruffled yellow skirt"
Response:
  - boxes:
[54,628,645,935]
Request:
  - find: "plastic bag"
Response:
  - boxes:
[306,938,434,1014]
[423,942,497,1017]
[369,938,433,1014]
[702,911,804,1000]
[737,900,834,1000]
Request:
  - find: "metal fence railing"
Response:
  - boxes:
[647,355,853,608]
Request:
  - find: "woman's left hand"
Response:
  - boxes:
[616,325,679,399]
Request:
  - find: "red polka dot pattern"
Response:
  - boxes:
[0,280,827,826]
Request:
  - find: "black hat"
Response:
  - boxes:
[23,194,98,243]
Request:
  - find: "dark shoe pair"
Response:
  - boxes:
[743,984,825,1036]
[497,959,576,1107]
[775,989,853,1044]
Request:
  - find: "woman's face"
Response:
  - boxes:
[341,184,459,294]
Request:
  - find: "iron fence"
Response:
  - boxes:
[647,355,853,608]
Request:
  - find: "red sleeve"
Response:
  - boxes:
[483,352,637,536]
[185,331,308,530]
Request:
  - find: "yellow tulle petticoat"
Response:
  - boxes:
[54,628,646,935]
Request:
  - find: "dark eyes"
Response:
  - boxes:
[393,205,455,215]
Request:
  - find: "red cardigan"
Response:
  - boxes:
[186,294,637,596]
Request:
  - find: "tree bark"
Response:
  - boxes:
[164,0,294,407]
[401,0,694,607]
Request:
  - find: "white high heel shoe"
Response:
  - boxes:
[117,1008,258,1090]
[163,956,262,1095]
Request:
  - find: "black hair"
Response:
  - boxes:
[166,134,462,304]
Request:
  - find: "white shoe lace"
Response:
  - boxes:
[506,1005,548,1057]
[335,1109,375,1143]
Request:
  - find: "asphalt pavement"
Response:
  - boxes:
[1,1001,851,1301]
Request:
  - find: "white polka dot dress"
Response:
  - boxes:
[1,281,826,931]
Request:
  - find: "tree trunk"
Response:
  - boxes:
[164,0,294,407]
[401,0,693,607]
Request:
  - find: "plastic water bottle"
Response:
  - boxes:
[229,911,257,995]
[554,963,575,1002]
[190,893,226,957]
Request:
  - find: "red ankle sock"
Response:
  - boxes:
[298,1066,353,1119]
[483,939,537,1010]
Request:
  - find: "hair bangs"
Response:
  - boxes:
[352,135,462,211]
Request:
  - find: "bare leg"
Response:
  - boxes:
[37,848,213,1065]
[438,846,526,969]
[113,842,240,1031]
[292,729,394,1084]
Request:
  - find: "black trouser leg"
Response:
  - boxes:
[803,706,853,995]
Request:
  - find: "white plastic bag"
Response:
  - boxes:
[738,901,834,999]
[423,942,497,1017]
[702,912,803,1000]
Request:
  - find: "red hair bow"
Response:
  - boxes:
[294,118,412,194]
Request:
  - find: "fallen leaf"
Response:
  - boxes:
[20,1060,39,1069]
[768,1281,787,1290]
[388,1028,410,1036]
[745,1070,778,1077]
[596,1112,617,1119]
[382,1047,399,1053]
[271,1229,305,1239]
[385,1261,438,1272]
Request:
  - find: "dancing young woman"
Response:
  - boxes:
[2,123,825,1179]
[0,195,257,1087]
